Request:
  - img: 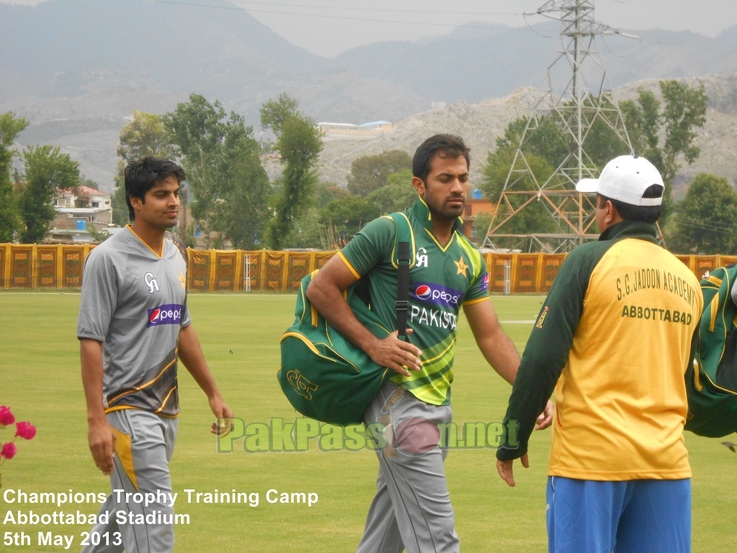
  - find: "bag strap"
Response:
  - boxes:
[387,212,415,338]
[396,241,410,337]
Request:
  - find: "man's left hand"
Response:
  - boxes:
[496,454,529,487]
[209,396,234,437]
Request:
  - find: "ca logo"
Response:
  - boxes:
[144,272,160,294]
[287,369,318,400]
[416,247,428,268]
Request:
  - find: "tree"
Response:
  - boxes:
[209,115,271,250]
[277,182,353,249]
[619,88,661,164]
[315,181,350,206]
[283,207,324,249]
[260,94,323,250]
[113,111,176,226]
[620,80,708,217]
[164,96,272,249]
[667,173,737,254]
[579,97,633,169]
[163,95,229,247]
[346,150,412,197]
[496,115,569,169]
[259,93,299,137]
[0,112,29,242]
[320,195,381,237]
[365,169,416,215]
[19,145,80,243]
[118,111,176,164]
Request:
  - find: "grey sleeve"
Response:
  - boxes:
[77,249,119,342]
[172,234,192,328]
[181,301,192,328]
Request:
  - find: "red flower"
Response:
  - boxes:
[0,406,15,427]
[1,442,17,460]
[15,422,36,440]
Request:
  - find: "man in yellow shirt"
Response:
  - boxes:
[496,155,702,553]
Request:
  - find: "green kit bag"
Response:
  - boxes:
[277,213,414,426]
[685,264,737,437]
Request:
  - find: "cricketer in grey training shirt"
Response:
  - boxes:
[77,226,191,417]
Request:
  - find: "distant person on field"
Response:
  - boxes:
[308,134,553,553]
[496,155,703,553]
[78,157,233,553]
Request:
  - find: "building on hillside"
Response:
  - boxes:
[461,190,496,245]
[317,120,394,140]
[50,185,115,242]
[358,121,393,131]
[318,122,359,132]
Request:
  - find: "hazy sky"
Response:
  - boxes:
[3,0,737,58]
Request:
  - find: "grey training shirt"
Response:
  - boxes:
[77,226,190,417]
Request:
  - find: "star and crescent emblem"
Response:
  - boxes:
[454,257,468,276]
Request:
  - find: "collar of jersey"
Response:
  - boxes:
[598,220,658,244]
[126,224,165,258]
[409,197,464,235]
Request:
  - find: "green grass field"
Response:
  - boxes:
[0,292,735,552]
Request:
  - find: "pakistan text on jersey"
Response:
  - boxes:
[616,268,698,308]
[620,305,693,325]
[410,306,457,330]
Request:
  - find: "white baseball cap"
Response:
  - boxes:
[576,155,664,206]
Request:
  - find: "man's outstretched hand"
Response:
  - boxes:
[496,453,529,487]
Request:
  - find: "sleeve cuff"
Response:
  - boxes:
[496,445,528,462]
[338,251,362,279]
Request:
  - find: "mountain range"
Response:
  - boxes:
[2,0,737,190]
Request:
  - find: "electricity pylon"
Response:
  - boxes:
[483,0,636,253]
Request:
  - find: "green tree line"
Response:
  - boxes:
[3,80,737,253]
[114,95,416,250]
[0,93,416,249]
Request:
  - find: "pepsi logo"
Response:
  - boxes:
[146,304,184,327]
[415,285,432,300]
[413,282,463,306]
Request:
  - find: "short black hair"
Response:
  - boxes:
[597,184,663,224]
[412,134,470,183]
[124,157,185,221]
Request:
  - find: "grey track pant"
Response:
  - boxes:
[82,410,178,553]
[357,381,459,553]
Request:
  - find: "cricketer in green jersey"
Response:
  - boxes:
[307,134,553,553]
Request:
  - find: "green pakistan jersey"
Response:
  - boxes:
[339,198,490,406]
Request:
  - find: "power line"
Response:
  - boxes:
[192,0,521,17]
[153,0,535,30]
[671,215,737,235]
